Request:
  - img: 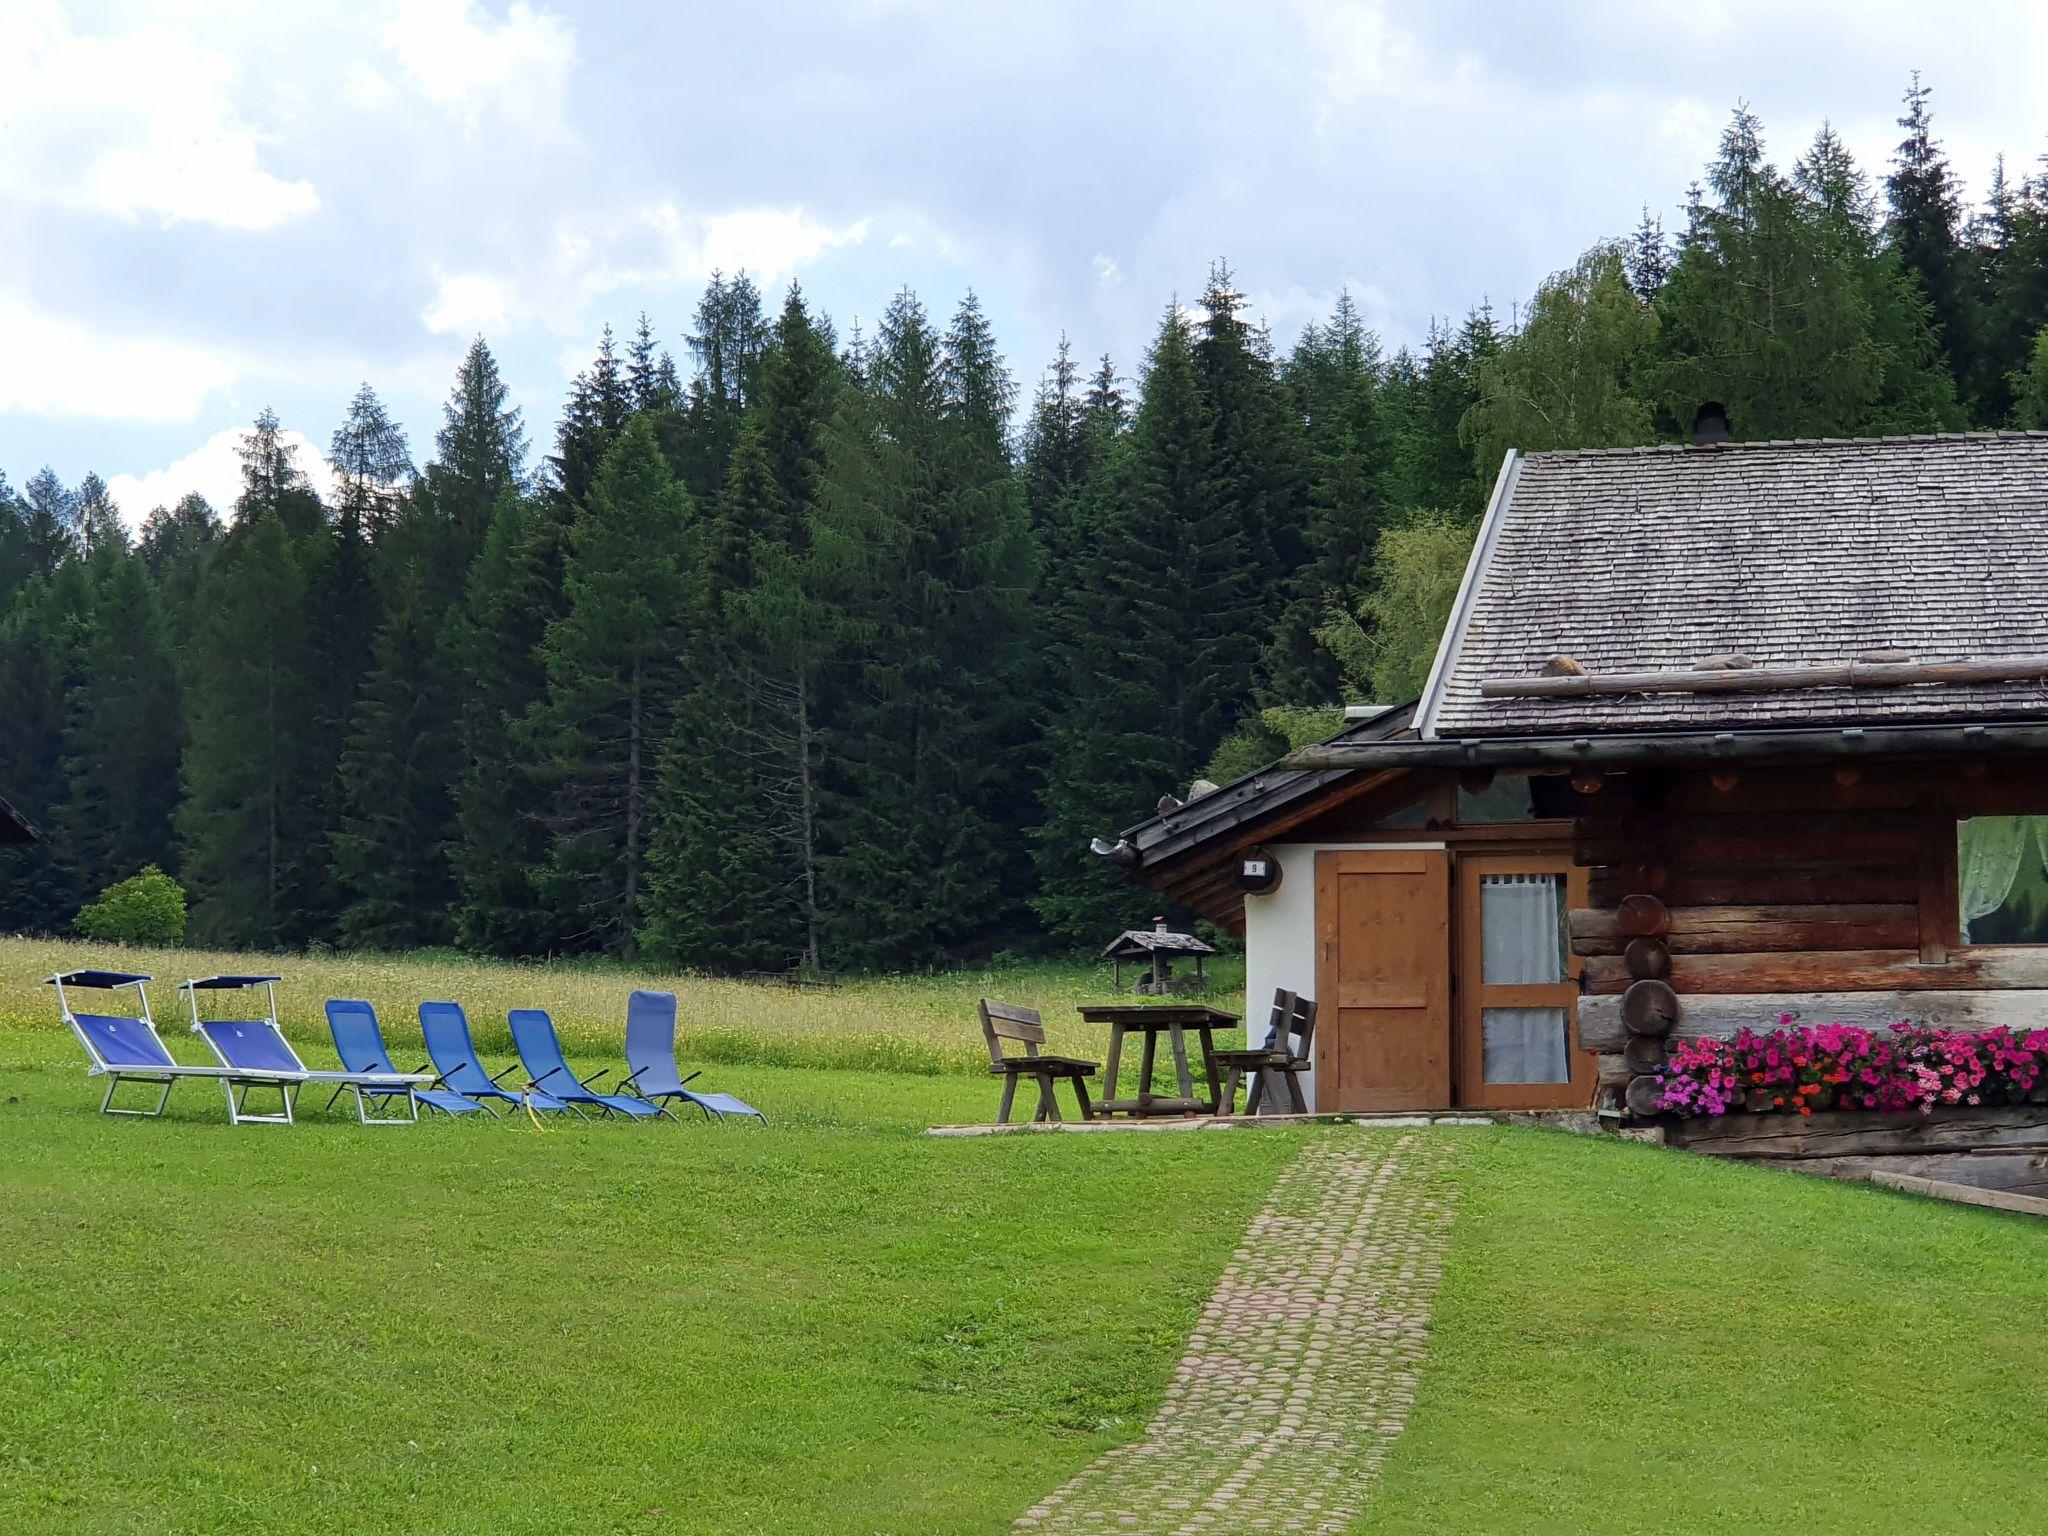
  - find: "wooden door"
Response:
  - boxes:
[1454,852,1592,1110]
[1314,850,1451,1112]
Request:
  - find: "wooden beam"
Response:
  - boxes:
[1665,1105,2048,1158]
[1478,654,2048,699]
[1580,988,2048,1052]
[1572,902,1920,956]
[1284,723,2048,773]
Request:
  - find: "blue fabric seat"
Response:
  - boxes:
[185,976,429,1126]
[621,989,764,1122]
[325,999,484,1119]
[419,1001,574,1116]
[49,970,250,1118]
[509,1008,663,1119]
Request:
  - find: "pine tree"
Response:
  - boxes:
[1887,74,1970,390]
[331,383,414,532]
[1032,304,1247,945]
[432,338,527,545]
[642,283,845,972]
[0,565,93,929]
[1267,290,1389,700]
[446,491,555,955]
[330,502,461,949]
[526,417,698,956]
[0,473,33,604]
[810,289,1034,965]
[1627,208,1672,302]
[72,474,126,555]
[1652,105,1956,438]
[21,468,74,575]
[52,544,181,899]
[138,493,224,663]
[177,509,325,947]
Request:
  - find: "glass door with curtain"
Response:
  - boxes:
[1454,852,1592,1110]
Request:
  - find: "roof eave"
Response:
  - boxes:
[1415,448,1520,741]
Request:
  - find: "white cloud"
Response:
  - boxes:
[1092,253,1123,286]
[428,202,871,340]
[422,271,516,335]
[380,0,578,136]
[106,427,340,531]
[0,291,239,422]
[0,1,317,231]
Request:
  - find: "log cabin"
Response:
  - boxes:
[1095,429,2048,1127]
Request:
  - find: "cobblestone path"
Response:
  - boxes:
[1014,1131,1456,1535]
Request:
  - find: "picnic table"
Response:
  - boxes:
[1075,1003,1241,1118]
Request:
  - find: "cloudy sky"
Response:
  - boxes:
[5,0,2047,525]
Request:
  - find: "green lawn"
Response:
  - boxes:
[1354,1130,2048,1535]
[0,1030,1303,1535]
[8,936,2048,1535]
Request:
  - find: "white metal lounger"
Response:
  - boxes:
[181,975,432,1126]
[50,970,297,1118]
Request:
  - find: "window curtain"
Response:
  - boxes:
[1479,875,1569,1083]
[1958,817,2043,942]
[1480,875,1564,985]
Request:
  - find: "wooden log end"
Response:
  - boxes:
[1623,936,1672,981]
[1616,893,1671,939]
[1622,1035,1668,1074]
[1621,977,1681,1036]
[1624,1074,1666,1117]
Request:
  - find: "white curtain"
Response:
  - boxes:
[1481,875,1565,985]
[1483,1008,1570,1085]
[1958,817,2043,942]
[1479,875,1569,1084]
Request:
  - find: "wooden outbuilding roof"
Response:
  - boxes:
[0,793,36,845]
[1101,926,1216,959]
[1422,432,2048,738]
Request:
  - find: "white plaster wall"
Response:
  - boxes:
[1240,841,1447,1110]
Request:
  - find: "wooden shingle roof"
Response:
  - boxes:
[1423,432,2048,738]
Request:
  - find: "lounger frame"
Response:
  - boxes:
[51,971,261,1118]
[183,976,427,1126]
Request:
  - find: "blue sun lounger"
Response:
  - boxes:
[324,999,488,1120]
[509,1008,663,1120]
[182,975,432,1126]
[419,1000,574,1117]
[621,989,764,1122]
[50,970,267,1117]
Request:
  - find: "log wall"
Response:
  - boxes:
[1563,761,2048,1116]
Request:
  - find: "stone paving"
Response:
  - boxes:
[1013,1131,1456,1535]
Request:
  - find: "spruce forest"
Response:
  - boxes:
[6,89,2048,970]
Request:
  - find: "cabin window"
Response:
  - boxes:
[1478,874,1570,1083]
[1957,816,2048,944]
[1456,775,1537,824]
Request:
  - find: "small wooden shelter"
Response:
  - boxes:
[0,793,36,845]
[1095,430,2048,1149]
[1102,918,1215,994]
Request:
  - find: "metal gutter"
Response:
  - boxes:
[1284,718,2048,772]
[1414,448,1520,741]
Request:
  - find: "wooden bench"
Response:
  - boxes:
[1213,989,1316,1116]
[978,1000,1100,1123]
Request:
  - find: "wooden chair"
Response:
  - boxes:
[1213,989,1316,1116]
[978,1000,1100,1124]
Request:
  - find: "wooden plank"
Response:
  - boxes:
[1479,654,2048,699]
[1863,1170,2048,1218]
[1589,864,1918,907]
[1665,1104,2048,1158]
[1570,903,1919,956]
[1583,946,2048,997]
[1580,988,2048,1051]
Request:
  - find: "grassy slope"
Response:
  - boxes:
[0,1032,1304,1536]
[1354,1129,2048,1536]
[0,935,1246,1074]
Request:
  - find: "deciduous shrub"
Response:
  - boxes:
[73,865,187,947]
